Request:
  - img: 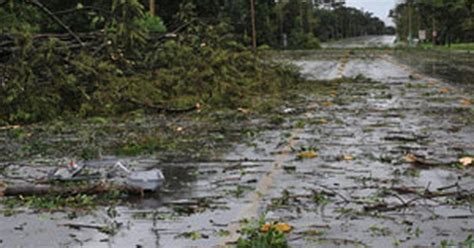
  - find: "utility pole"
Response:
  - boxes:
[149,0,156,16]
[250,0,257,51]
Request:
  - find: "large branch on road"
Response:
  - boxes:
[126,98,200,114]
[26,0,84,46]
[0,181,144,197]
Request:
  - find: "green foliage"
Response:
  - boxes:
[0,1,302,124]
[393,0,474,44]
[0,1,42,33]
[237,217,289,248]
[289,31,321,49]
[107,0,149,50]
[135,13,167,33]
[3,194,96,210]
[0,32,120,123]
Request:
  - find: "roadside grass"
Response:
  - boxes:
[420,43,474,52]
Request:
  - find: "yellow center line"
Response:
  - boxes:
[336,50,351,78]
[219,127,305,247]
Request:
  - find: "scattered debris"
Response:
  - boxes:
[48,160,165,192]
[283,108,295,114]
[439,87,450,94]
[403,154,440,167]
[261,223,293,233]
[459,157,473,167]
[0,181,5,197]
[322,101,333,107]
[460,99,471,106]
[297,151,318,159]
[175,231,209,240]
[60,222,122,235]
[342,155,354,161]
[127,169,165,191]
[237,108,250,114]
[49,161,85,180]
[0,125,21,131]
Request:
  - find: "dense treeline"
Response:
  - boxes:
[314,6,393,41]
[154,0,392,48]
[391,0,474,44]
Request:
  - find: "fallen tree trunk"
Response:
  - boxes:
[1,181,144,197]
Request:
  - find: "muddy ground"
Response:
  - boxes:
[1,36,473,247]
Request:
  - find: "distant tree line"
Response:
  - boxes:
[391,0,474,45]
[154,0,392,48]
[0,0,391,49]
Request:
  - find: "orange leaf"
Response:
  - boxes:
[439,87,450,94]
[260,223,271,233]
[260,223,293,233]
[297,151,318,159]
[461,99,471,106]
[274,223,292,233]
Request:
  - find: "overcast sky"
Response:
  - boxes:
[345,0,397,26]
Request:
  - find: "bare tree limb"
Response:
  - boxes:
[26,0,84,46]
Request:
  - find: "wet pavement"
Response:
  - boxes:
[1,36,474,247]
[322,35,396,49]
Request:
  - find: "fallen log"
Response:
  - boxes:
[1,181,144,197]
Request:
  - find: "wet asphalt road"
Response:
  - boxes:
[321,35,396,49]
[0,36,473,247]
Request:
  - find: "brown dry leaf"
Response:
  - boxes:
[439,87,450,94]
[0,181,5,197]
[176,127,184,132]
[322,101,333,107]
[461,99,471,106]
[459,157,473,166]
[404,154,417,163]
[237,108,250,114]
[298,151,318,159]
[319,119,328,125]
[342,155,354,161]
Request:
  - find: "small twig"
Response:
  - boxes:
[391,192,407,206]
[318,184,350,203]
[437,183,459,192]
[60,223,107,230]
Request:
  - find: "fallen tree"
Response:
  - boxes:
[0,1,302,125]
[0,181,144,197]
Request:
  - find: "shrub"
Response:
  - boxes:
[135,13,166,33]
